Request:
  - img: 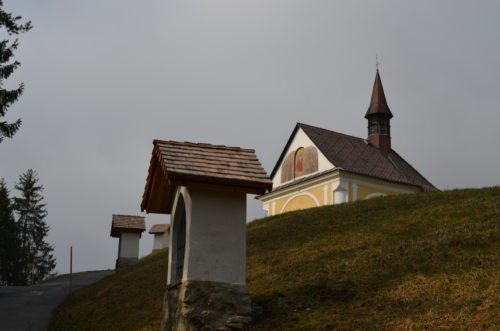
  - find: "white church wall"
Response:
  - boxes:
[273,127,334,188]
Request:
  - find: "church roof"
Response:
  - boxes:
[365,70,393,118]
[270,123,437,192]
[110,214,145,238]
[141,140,272,214]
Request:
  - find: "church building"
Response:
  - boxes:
[258,70,438,216]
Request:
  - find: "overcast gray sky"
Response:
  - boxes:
[1,1,499,274]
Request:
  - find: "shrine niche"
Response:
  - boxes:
[141,140,272,331]
[110,215,145,270]
[281,146,319,182]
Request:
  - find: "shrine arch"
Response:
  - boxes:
[171,193,186,285]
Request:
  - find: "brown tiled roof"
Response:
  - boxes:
[110,214,145,237]
[149,224,170,234]
[365,70,393,118]
[270,123,437,192]
[141,140,272,214]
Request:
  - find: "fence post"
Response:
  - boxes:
[69,246,73,294]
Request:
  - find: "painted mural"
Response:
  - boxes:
[281,153,294,183]
[281,146,319,183]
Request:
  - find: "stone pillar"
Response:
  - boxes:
[161,281,251,331]
[115,257,139,270]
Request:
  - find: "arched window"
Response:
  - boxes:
[171,194,186,285]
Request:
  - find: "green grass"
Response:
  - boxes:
[52,187,500,330]
[50,250,168,331]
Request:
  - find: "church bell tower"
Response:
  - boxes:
[365,69,393,155]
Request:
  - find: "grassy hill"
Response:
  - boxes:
[52,187,500,330]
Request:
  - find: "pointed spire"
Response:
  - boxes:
[365,69,393,119]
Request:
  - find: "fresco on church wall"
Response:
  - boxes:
[294,148,306,178]
[281,146,319,183]
[281,153,294,183]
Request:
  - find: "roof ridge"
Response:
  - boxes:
[153,139,255,153]
[297,122,366,142]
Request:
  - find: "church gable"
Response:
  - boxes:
[272,126,334,188]
[260,70,438,216]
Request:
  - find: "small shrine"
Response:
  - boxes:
[149,224,170,252]
[110,214,145,270]
[141,140,271,331]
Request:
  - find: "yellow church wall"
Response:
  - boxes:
[282,194,318,213]
[346,173,420,200]
[308,186,325,204]
[260,171,423,216]
[272,184,326,214]
[357,185,400,199]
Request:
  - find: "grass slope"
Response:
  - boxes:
[52,188,500,330]
[51,250,168,331]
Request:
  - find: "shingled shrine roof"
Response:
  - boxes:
[110,214,146,238]
[141,140,272,214]
[149,224,170,234]
[270,123,437,192]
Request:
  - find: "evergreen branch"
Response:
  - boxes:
[0,39,18,64]
[0,118,21,142]
[0,83,24,116]
[0,60,20,80]
[0,1,32,35]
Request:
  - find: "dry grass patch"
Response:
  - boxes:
[247,188,500,330]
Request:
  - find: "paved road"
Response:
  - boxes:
[0,270,112,331]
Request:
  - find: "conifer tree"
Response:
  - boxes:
[13,169,55,284]
[0,178,22,285]
[0,1,32,142]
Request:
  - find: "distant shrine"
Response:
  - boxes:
[149,224,170,252]
[259,70,437,215]
[110,214,145,270]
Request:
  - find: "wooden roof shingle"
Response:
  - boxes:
[141,140,272,214]
[110,214,145,238]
